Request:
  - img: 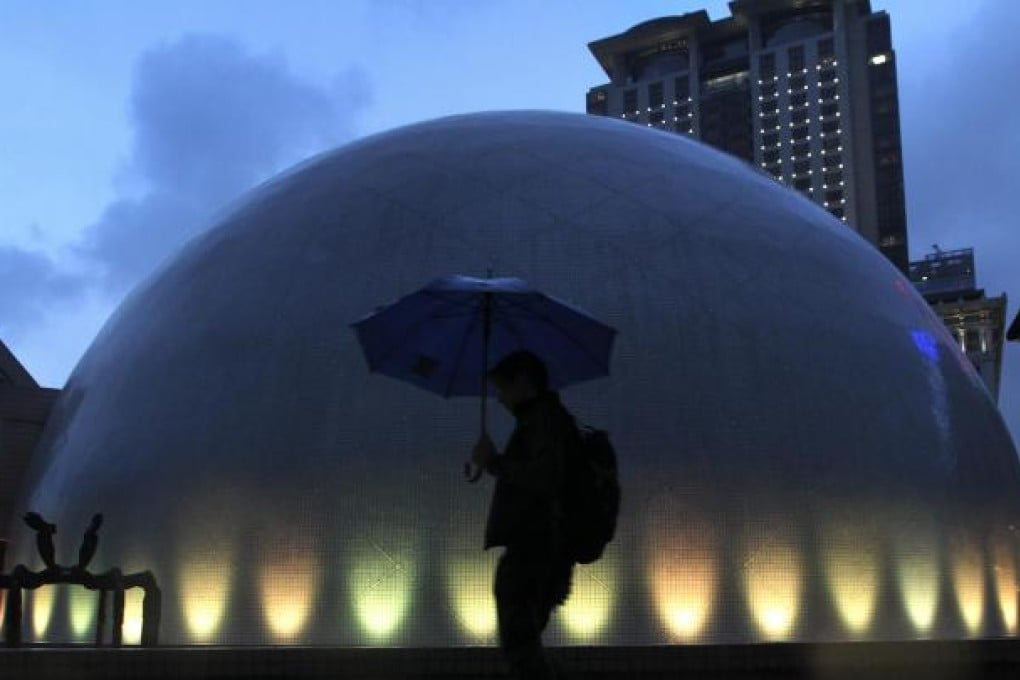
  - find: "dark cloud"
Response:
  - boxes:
[78,34,370,290]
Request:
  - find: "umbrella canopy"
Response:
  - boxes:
[351,275,616,399]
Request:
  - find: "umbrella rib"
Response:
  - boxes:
[365,308,447,372]
[363,290,474,372]
[496,294,613,375]
[443,297,482,398]
[491,306,531,358]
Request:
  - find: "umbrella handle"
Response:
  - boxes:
[480,291,492,437]
[466,290,492,483]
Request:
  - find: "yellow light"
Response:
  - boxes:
[260,545,319,642]
[744,532,802,640]
[31,586,56,640]
[558,551,616,641]
[175,491,244,643]
[69,586,96,641]
[180,550,234,642]
[447,551,498,642]
[349,544,414,643]
[894,518,940,633]
[122,588,145,645]
[650,527,716,641]
[823,522,880,635]
[952,534,984,636]
[992,532,1017,633]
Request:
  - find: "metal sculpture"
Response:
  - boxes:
[0,512,160,647]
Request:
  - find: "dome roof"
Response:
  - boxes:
[15,110,1020,646]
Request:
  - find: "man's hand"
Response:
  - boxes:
[464,432,497,483]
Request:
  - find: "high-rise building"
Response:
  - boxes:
[586,0,909,273]
[909,247,1007,401]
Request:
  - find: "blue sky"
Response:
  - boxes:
[2,0,1019,439]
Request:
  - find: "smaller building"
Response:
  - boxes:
[0,339,60,548]
[909,247,1006,401]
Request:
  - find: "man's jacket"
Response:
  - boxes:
[483,390,578,549]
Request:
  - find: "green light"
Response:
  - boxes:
[350,547,414,642]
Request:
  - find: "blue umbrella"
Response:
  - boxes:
[351,274,616,435]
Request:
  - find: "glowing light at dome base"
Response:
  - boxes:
[31,586,56,640]
[260,547,320,642]
[823,521,880,636]
[69,586,97,641]
[895,518,940,634]
[123,588,145,645]
[180,551,234,642]
[349,545,415,643]
[447,553,498,642]
[651,533,716,641]
[353,567,412,641]
[558,554,616,642]
[952,534,985,636]
[992,532,1018,633]
[744,533,802,640]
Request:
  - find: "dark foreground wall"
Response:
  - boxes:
[3,641,1020,680]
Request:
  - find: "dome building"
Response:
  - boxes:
[11,111,1020,646]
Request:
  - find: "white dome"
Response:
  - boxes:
[15,110,1020,646]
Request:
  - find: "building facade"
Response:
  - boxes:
[586,0,909,273]
[909,247,1007,402]
[0,340,59,548]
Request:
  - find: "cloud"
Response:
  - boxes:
[80,34,370,290]
[0,246,84,333]
[1,34,369,383]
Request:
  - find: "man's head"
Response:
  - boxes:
[488,350,549,412]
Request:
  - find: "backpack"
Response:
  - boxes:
[562,424,620,565]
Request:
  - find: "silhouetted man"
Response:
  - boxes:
[466,350,577,680]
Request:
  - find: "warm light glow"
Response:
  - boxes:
[824,522,880,635]
[952,534,985,635]
[744,532,802,640]
[558,552,616,641]
[69,586,96,641]
[180,550,234,642]
[992,532,1017,633]
[648,509,716,641]
[349,543,414,642]
[31,586,56,639]
[175,492,243,643]
[447,552,498,642]
[895,518,940,633]
[122,588,145,645]
[260,544,319,642]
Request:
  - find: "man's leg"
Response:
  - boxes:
[494,546,557,680]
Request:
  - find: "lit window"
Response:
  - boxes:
[870,54,888,66]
